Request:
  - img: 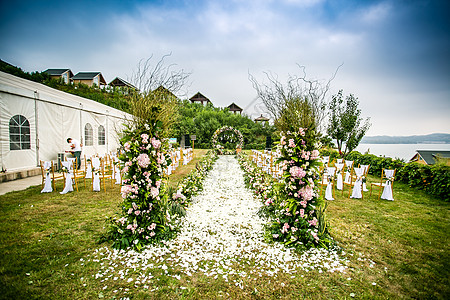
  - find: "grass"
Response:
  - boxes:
[0,150,449,299]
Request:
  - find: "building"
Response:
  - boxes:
[44,69,74,84]
[227,102,243,115]
[254,114,269,123]
[72,72,106,87]
[189,92,212,106]
[109,77,138,90]
[0,70,130,172]
[409,150,450,166]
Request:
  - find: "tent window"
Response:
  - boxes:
[85,123,93,146]
[98,125,106,145]
[9,115,31,150]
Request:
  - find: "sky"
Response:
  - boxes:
[1,0,449,136]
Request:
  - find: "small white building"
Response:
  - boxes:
[0,71,131,172]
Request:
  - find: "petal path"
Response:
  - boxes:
[88,155,347,289]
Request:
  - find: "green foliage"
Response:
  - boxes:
[322,148,450,201]
[45,80,131,113]
[327,90,371,158]
[1,59,50,83]
[173,101,276,149]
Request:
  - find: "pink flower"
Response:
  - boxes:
[288,139,295,147]
[308,218,318,227]
[134,210,140,215]
[137,153,151,168]
[150,187,159,198]
[300,209,305,218]
[299,186,314,201]
[299,128,306,136]
[151,138,161,149]
[281,222,290,234]
[311,149,320,160]
[141,134,149,144]
[289,166,306,179]
[124,142,131,151]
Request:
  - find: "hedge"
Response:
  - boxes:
[320,149,450,201]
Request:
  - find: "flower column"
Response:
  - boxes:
[269,128,330,249]
[108,128,173,250]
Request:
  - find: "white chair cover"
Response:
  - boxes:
[60,161,74,194]
[350,167,364,199]
[325,167,335,200]
[336,158,343,164]
[322,156,330,166]
[335,163,344,190]
[92,157,101,192]
[381,170,395,201]
[114,161,121,184]
[344,160,353,183]
[41,161,53,193]
[85,157,92,179]
[361,165,370,191]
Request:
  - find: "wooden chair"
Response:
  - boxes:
[101,157,114,191]
[50,161,65,191]
[370,169,396,200]
[72,158,86,191]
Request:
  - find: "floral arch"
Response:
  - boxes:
[211,126,244,152]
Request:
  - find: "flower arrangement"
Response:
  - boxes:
[239,128,333,250]
[211,126,244,153]
[105,122,177,251]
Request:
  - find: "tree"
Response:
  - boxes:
[249,65,340,134]
[327,90,371,158]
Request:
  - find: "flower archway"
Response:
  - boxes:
[212,126,244,152]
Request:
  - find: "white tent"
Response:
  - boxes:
[0,71,132,171]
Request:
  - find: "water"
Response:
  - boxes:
[355,143,450,161]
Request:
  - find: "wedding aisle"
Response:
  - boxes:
[88,155,347,291]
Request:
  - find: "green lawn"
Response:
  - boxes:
[0,151,449,299]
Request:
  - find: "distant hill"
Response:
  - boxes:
[361,133,450,144]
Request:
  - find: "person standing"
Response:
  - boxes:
[66,138,82,169]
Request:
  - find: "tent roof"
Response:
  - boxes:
[0,71,131,120]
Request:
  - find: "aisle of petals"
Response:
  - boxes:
[87,156,347,290]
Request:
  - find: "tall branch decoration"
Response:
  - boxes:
[211,126,244,154]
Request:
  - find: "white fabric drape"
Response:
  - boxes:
[85,157,92,179]
[60,161,74,194]
[350,167,364,199]
[92,157,101,192]
[361,165,369,191]
[381,170,395,201]
[344,160,353,183]
[335,163,344,190]
[113,157,121,184]
[41,161,53,193]
[325,167,335,200]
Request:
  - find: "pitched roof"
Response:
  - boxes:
[189,92,211,103]
[44,69,73,77]
[227,102,242,111]
[109,77,138,90]
[412,150,450,165]
[255,114,269,122]
[72,72,106,84]
[154,85,178,99]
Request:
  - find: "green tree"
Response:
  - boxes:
[327,90,371,158]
